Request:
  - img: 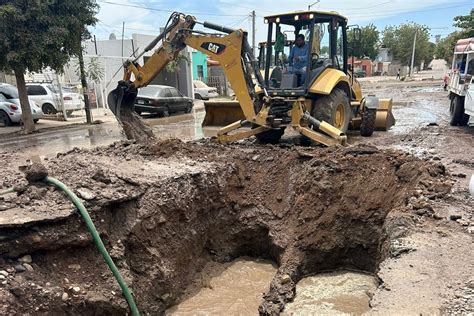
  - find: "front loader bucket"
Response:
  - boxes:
[375,98,395,131]
[202,100,245,127]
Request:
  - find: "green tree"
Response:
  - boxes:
[435,32,463,64]
[0,1,97,133]
[381,23,433,67]
[454,8,474,38]
[74,57,104,84]
[348,24,380,60]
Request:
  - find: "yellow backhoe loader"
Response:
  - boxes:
[108,11,395,146]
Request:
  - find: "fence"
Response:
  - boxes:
[206,75,229,96]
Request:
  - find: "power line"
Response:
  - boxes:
[347,2,472,18]
[320,1,392,11]
[97,0,249,17]
[219,1,273,13]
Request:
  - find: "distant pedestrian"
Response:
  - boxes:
[396,69,401,80]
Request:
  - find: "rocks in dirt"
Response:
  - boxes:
[61,292,69,302]
[390,240,416,258]
[91,169,112,184]
[23,161,49,183]
[281,274,291,284]
[0,270,8,277]
[14,265,26,273]
[467,227,474,234]
[76,188,96,201]
[68,264,81,271]
[450,214,462,221]
[23,264,34,272]
[72,286,81,293]
[457,219,470,226]
[17,255,32,264]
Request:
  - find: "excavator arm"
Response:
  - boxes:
[108,12,267,142]
[108,12,347,146]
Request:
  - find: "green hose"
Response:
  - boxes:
[0,187,15,195]
[44,177,140,316]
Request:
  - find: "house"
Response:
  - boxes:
[60,33,196,108]
[347,57,373,77]
[191,50,208,82]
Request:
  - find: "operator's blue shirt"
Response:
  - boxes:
[288,43,309,70]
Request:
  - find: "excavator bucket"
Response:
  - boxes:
[107,83,155,142]
[107,84,138,120]
[202,100,245,127]
[375,98,396,131]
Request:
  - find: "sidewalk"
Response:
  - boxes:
[0,108,117,136]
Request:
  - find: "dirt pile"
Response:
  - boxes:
[0,139,451,314]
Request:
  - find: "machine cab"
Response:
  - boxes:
[261,11,348,97]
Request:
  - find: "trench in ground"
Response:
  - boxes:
[1,144,444,314]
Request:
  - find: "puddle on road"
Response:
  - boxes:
[284,271,378,315]
[167,259,276,315]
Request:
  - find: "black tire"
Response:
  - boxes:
[254,127,285,144]
[449,96,470,126]
[42,103,57,115]
[162,109,170,117]
[194,93,202,100]
[185,103,192,113]
[360,108,377,137]
[33,119,39,124]
[0,110,12,127]
[66,110,74,116]
[135,110,142,115]
[312,88,351,133]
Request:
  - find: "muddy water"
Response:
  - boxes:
[168,258,377,315]
[167,259,276,315]
[284,271,378,315]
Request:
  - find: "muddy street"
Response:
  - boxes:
[0,79,473,315]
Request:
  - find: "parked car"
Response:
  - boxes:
[134,85,193,117]
[26,83,84,115]
[353,70,366,78]
[0,87,43,126]
[193,80,218,100]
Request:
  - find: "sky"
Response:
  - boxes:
[91,0,473,45]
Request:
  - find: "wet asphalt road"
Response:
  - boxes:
[0,82,455,160]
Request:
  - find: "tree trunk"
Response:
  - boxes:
[14,70,35,134]
[78,47,92,123]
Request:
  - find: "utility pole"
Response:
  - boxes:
[251,10,256,56]
[409,30,417,77]
[121,22,125,58]
[78,37,92,123]
[54,72,67,121]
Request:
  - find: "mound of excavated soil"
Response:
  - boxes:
[0,139,451,314]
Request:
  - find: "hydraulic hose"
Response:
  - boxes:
[43,177,140,316]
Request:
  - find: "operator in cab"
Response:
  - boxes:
[288,34,309,85]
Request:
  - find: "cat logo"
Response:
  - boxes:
[208,43,219,54]
[201,42,226,55]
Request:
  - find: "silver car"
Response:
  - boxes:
[0,84,43,126]
[193,80,218,100]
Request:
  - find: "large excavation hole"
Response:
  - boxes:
[0,141,449,315]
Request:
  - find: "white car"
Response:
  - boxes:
[193,80,218,100]
[0,85,43,126]
[26,83,84,115]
